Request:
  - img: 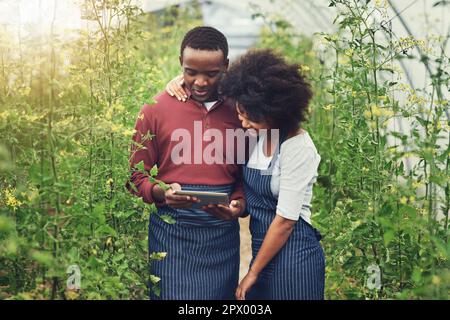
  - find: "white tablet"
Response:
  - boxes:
[173,190,230,209]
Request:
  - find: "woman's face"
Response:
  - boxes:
[235,103,271,132]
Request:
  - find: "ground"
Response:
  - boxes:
[239,216,252,281]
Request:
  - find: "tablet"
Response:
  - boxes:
[173,190,230,209]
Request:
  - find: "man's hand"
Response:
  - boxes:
[203,199,244,221]
[153,183,200,209]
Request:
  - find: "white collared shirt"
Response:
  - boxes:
[203,101,217,111]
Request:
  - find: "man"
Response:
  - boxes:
[127,26,246,300]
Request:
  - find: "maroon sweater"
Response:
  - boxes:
[128,91,245,205]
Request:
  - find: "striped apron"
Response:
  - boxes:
[148,184,240,300]
[243,136,325,300]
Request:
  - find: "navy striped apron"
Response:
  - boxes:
[243,134,325,300]
[148,184,240,300]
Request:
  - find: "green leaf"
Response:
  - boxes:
[0,215,15,232]
[151,285,161,297]
[159,215,176,224]
[149,275,161,284]
[88,256,101,268]
[128,181,138,193]
[150,164,158,177]
[95,225,117,237]
[433,0,449,7]
[415,116,429,128]
[412,268,422,284]
[112,253,125,263]
[383,230,395,246]
[31,250,54,267]
[134,160,146,173]
[150,252,167,261]
[67,247,80,262]
[158,181,170,191]
[92,203,106,224]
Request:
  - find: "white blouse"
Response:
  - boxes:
[246,131,321,224]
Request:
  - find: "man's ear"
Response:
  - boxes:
[179,55,183,66]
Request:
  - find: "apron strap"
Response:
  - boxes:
[261,129,288,175]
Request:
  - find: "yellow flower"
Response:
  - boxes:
[400,196,408,204]
[344,48,354,56]
[142,31,152,41]
[432,276,441,286]
[113,102,125,112]
[412,181,423,189]
[382,109,394,117]
[299,65,310,73]
[371,105,382,117]
[111,123,123,132]
[18,86,31,96]
[4,188,22,211]
[364,110,372,118]
[122,128,136,137]
[66,291,79,300]
[323,104,335,111]
[0,111,9,120]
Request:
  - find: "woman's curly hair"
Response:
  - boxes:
[220,49,313,133]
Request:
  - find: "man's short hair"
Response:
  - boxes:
[180,26,228,60]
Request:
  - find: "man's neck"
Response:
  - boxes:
[201,95,219,103]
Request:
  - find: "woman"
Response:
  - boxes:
[166,49,325,300]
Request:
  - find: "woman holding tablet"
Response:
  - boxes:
[166,49,325,300]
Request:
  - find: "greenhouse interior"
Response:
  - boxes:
[0,0,448,301]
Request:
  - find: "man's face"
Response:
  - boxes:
[180,47,228,103]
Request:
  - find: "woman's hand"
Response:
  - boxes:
[166,75,187,102]
[203,199,244,221]
[235,269,258,300]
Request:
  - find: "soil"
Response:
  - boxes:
[239,216,252,281]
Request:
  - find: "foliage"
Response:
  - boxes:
[0,0,201,299]
[256,0,449,299]
[0,0,448,300]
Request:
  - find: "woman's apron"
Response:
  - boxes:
[148,184,240,300]
[243,134,325,300]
